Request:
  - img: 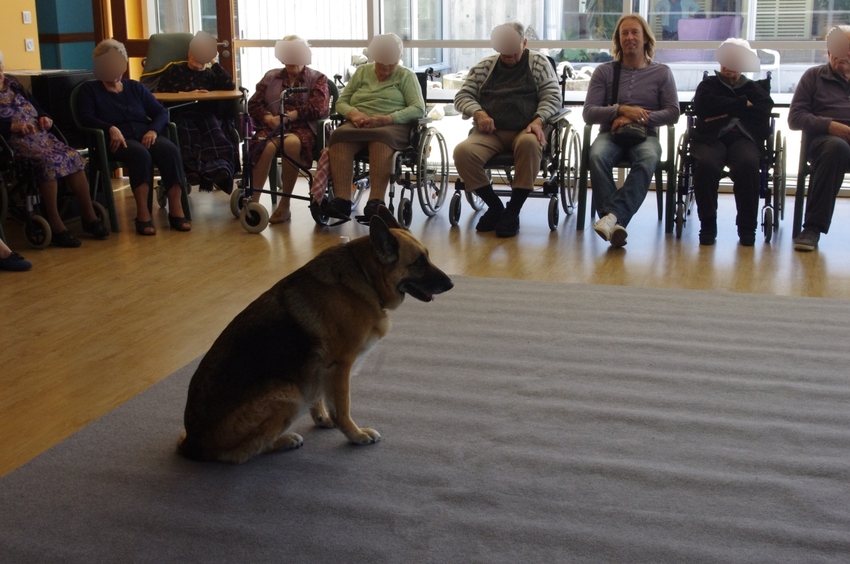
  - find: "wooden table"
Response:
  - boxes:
[152,89,244,103]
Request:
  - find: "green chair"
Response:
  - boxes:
[70,80,191,232]
[576,123,677,233]
[140,32,194,90]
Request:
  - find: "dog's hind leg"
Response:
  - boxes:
[310,398,335,429]
[213,395,305,464]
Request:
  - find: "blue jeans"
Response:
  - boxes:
[589,132,661,227]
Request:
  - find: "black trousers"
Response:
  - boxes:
[112,136,183,192]
[803,134,850,234]
[691,136,761,232]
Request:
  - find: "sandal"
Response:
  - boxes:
[134,218,156,236]
[168,215,192,232]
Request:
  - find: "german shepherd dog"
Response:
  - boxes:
[178,207,453,463]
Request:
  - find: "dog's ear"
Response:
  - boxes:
[376,205,403,230]
[369,214,399,265]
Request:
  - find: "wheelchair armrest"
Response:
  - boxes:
[416,117,433,126]
[545,107,572,126]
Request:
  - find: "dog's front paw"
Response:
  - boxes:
[348,427,381,445]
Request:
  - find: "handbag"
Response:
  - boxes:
[609,62,647,147]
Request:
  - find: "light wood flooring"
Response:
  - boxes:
[2,179,850,477]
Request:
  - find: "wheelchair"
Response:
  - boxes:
[318,69,449,229]
[0,129,109,248]
[674,72,787,242]
[448,62,581,231]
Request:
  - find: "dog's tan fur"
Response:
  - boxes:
[178,207,453,463]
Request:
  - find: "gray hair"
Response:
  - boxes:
[507,22,526,39]
[282,34,310,47]
[93,39,128,60]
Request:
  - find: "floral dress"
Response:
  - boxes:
[0,77,85,182]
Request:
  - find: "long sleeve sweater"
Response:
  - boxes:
[692,74,774,145]
[788,63,850,135]
[583,61,680,133]
[335,64,425,124]
[77,79,168,141]
[453,51,562,124]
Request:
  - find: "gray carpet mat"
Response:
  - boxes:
[2,276,850,563]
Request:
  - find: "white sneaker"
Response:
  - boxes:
[610,224,628,247]
[593,213,618,242]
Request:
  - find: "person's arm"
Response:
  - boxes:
[647,66,680,126]
[135,81,169,134]
[740,83,774,121]
[154,65,180,93]
[788,67,832,135]
[209,63,236,91]
[453,60,489,119]
[533,54,562,123]
[76,82,116,134]
[334,66,362,119]
[248,71,274,126]
[389,69,426,124]
[694,78,744,120]
[582,64,619,126]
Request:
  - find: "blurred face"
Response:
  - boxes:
[375,62,398,81]
[719,65,742,85]
[619,19,647,60]
[499,38,528,67]
[828,30,850,80]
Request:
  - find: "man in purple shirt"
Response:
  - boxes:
[583,15,680,248]
[788,26,850,252]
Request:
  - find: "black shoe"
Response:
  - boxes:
[738,229,756,247]
[212,170,234,194]
[475,207,504,232]
[322,197,352,220]
[699,230,716,246]
[363,198,384,219]
[495,210,520,238]
[794,229,819,252]
[82,218,110,240]
[50,229,81,248]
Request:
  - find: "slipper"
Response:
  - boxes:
[134,218,156,236]
[168,215,192,232]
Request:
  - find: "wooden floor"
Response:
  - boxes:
[3,179,850,477]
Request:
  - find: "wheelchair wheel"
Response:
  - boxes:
[92,201,111,232]
[310,197,329,226]
[763,206,773,243]
[773,131,787,222]
[449,192,462,227]
[560,127,581,215]
[416,128,449,217]
[548,197,559,231]
[240,201,269,234]
[675,201,685,239]
[26,215,51,249]
[398,196,413,229]
[229,188,245,218]
[465,190,485,212]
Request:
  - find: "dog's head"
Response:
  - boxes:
[369,206,453,308]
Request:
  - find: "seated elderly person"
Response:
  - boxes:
[691,39,774,246]
[788,26,850,252]
[154,31,238,194]
[583,14,680,248]
[453,22,562,238]
[247,35,329,224]
[78,39,190,235]
[323,33,426,221]
[0,51,109,247]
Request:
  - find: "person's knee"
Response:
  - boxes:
[815,136,850,167]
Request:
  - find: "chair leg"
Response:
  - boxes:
[269,158,279,205]
[792,173,806,238]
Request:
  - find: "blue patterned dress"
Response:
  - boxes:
[0,77,85,182]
